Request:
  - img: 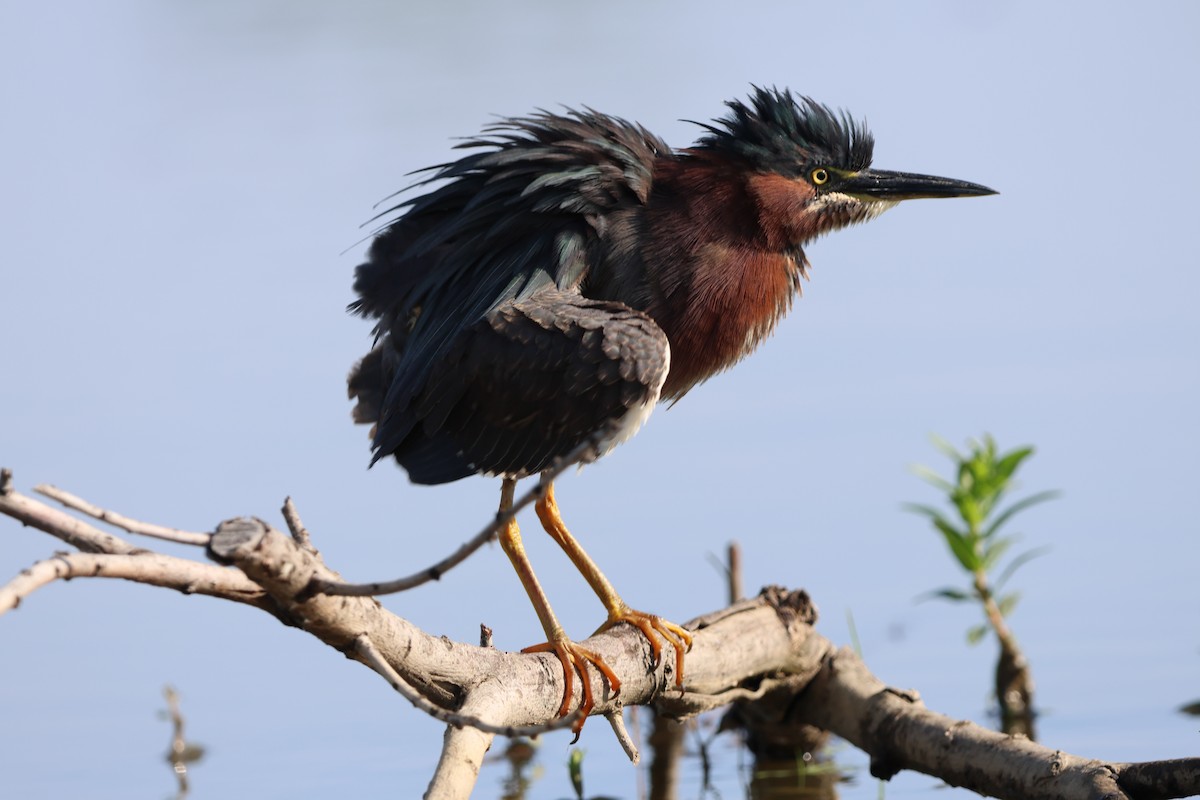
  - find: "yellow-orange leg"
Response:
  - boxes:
[495,478,619,734]
[534,481,693,687]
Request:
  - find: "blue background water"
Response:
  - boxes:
[2,2,1197,798]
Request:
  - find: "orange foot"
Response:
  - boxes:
[522,637,621,737]
[597,606,693,688]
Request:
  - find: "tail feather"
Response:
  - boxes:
[348,347,386,428]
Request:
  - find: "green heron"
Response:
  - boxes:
[349,87,994,728]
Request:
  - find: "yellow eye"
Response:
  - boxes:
[811,168,830,185]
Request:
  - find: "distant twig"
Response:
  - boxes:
[35,484,210,545]
[281,497,318,555]
[727,541,742,604]
[606,709,640,764]
[0,474,137,554]
[305,435,599,598]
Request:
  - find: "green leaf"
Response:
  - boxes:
[901,501,947,520]
[966,624,989,645]
[980,535,1015,572]
[983,490,1061,538]
[909,464,954,493]
[960,497,984,533]
[994,446,1035,481]
[917,587,973,603]
[994,546,1052,594]
[930,433,962,462]
[845,608,863,657]
[934,517,980,570]
[569,748,585,800]
[997,592,1021,618]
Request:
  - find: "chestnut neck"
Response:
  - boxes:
[633,153,814,397]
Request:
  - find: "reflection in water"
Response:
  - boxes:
[483,711,856,800]
[493,737,628,800]
[161,686,206,800]
[748,751,847,800]
[722,690,854,800]
[495,737,542,800]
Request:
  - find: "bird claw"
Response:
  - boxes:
[595,607,693,688]
[522,637,621,735]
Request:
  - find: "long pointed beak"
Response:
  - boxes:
[840,168,997,201]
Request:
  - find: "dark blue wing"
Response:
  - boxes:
[349,109,667,479]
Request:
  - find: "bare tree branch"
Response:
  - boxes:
[1115,759,1200,800]
[1,550,267,615]
[793,646,1200,800]
[355,633,583,738]
[281,496,318,555]
[606,709,640,764]
[2,469,1196,800]
[1,475,139,555]
[304,434,600,598]
[426,704,495,800]
[34,484,211,546]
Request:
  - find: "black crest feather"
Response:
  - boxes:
[693,86,874,175]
